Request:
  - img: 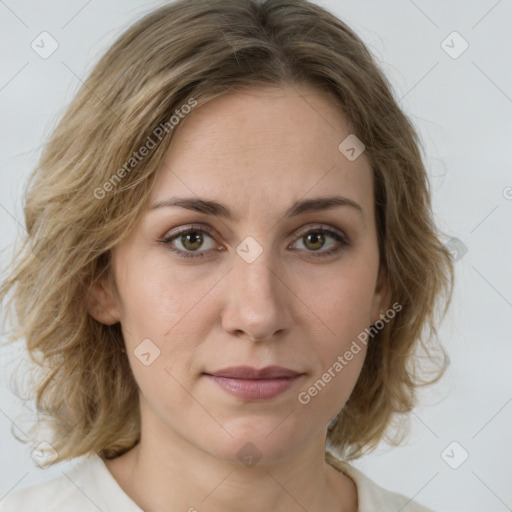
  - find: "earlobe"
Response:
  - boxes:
[85,278,121,325]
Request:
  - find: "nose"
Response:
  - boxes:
[221,245,294,342]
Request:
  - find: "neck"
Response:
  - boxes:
[105,425,357,512]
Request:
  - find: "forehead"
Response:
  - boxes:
[151,83,374,224]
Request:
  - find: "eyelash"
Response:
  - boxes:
[158,224,349,260]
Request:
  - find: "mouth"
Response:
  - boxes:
[203,365,305,400]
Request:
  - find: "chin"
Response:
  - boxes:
[199,418,310,467]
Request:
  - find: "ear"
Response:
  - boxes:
[369,264,391,325]
[85,276,121,325]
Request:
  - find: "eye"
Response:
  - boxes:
[157,224,349,260]
[289,226,349,258]
[158,225,220,259]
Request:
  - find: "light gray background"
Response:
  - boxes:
[1,1,511,511]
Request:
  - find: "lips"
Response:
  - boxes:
[204,366,304,400]
[206,365,301,379]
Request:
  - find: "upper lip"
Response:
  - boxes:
[205,365,302,379]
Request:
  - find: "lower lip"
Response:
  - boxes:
[205,375,303,400]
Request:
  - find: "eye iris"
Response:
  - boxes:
[182,231,203,250]
[304,232,324,251]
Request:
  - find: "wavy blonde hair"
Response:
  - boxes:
[0,0,454,464]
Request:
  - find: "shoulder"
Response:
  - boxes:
[325,450,435,512]
[0,466,89,512]
[0,454,141,512]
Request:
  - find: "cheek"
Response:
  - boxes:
[296,257,376,395]
[296,340,367,420]
[116,254,212,340]
[115,256,220,392]
[306,262,378,336]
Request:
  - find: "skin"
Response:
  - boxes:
[87,82,390,512]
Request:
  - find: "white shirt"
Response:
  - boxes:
[0,450,434,511]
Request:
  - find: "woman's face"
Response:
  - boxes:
[90,83,389,465]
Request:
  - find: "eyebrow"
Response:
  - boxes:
[149,195,364,221]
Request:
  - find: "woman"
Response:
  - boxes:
[0,0,454,510]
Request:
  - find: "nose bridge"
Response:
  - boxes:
[222,237,292,340]
[238,248,278,296]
